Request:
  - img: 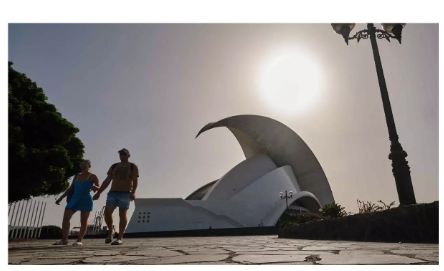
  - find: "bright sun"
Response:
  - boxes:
[259,48,323,115]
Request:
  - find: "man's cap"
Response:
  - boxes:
[118,148,130,156]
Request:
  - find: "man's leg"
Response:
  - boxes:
[104,205,117,241]
[117,208,128,240]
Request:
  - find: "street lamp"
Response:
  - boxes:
[331,23,416,205]
[280,190,293,210]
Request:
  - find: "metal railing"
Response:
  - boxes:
[8,199,47,240]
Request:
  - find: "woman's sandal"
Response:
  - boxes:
[53,240,68,245]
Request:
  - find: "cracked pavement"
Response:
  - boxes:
[8,235,438,265]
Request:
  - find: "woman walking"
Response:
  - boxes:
[54,159,100,246]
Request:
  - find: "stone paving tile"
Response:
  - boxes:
[268,262,315,265]
[133,254,229,264]
[81,255,149,264]
[188,261,241,265]
[301,245,346,251]
[8,236,438,265]
[232,250,335,255]
[318,254,426,265]
[165,247,229,255]
[390,248,439,254]
[22,258,82,265]
[232,254,309,264]
[123,249,183,257]
[223,247,280,252]
[183,248,230,255]
[389,249,439,262]
[339,249,385,255]
[8,256,32,265]
[411,255,439,263]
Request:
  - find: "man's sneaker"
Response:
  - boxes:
[53,240,68,245]
[111,239,123,245]
[105,230,114,244]
[72,241,83,247]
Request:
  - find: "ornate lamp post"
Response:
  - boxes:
[280,190,293,210]
[331,23,416,205]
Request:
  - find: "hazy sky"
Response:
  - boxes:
[8,24,438,227]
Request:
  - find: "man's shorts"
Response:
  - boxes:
[106,191,131,209]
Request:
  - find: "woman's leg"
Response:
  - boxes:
[78,211,90,242]
[61,209,75,243]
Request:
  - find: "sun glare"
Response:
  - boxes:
[259,48,323,115]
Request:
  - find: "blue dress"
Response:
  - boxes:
[65,174,93,212]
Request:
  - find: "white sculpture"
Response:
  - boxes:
[126,115,334,235]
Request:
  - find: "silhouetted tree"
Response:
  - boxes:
[9,62,84,202]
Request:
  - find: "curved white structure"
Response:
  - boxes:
[126,115,334,235]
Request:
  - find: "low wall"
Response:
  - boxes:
[278,201,438,243]
[124,226,277,238]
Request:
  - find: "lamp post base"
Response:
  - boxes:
[389,141,416,205]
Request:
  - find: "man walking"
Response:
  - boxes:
[93,148,139,245]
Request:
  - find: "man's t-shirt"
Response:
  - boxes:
[107,162,139,192]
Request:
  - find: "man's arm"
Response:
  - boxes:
[130,177,138,201]
[130,164,139,201]
[93,175,112,200]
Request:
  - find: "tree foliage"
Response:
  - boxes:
[9,62,84,202]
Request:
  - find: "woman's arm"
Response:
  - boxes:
[56,184,73,205]
[92,175,112,200]
[91,174,100,192]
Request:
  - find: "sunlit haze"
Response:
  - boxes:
[8,24,438,228]
[259,47,323,114]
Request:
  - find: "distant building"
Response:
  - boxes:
[126,115,334,236]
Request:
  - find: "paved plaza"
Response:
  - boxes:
[9,235,438,265]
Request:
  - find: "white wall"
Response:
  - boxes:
[126,165,316,233]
